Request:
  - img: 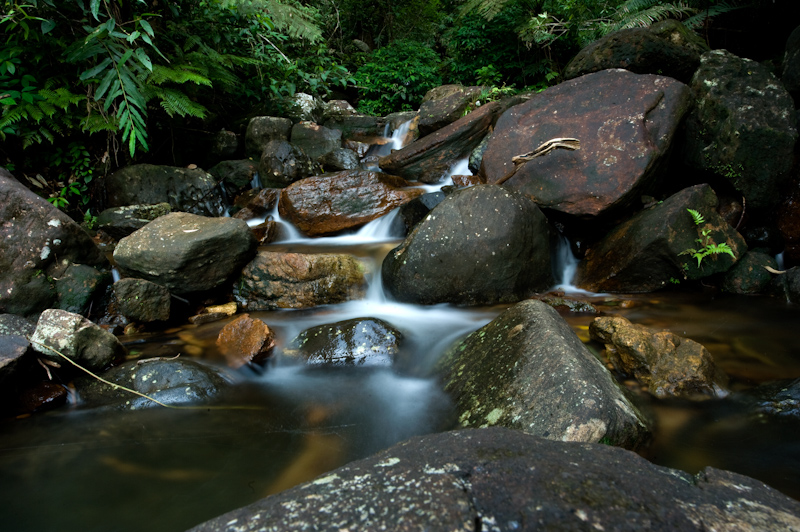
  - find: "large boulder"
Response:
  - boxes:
[564,19,709,83]
[245,116,292,159]
[481,69,692,218]
[257,140,317,188]
[234,251,366,310]
[113,212,257,295]
[437,300,650,448]
[289,122,342,161]
[575,184,747,292]
[285,318,402,367]
[207,159,259,191]
[417,84,485,136]
[721,249,778,294]
[278,170,424,236]
[379,101,503,184]
[105,164,226,217]
[682,49,798,209]
[96,203,171,240]
[0,168,107,317]
[382,185,553,305]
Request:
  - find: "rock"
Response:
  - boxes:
[189,302,239,325]
[379,101,503,183]
[231,188,279,221]
[771,266,800,303]
[286,318,402,366]
[249,221,280,245]
[55,264,109,316]
[75,358,232,410]
[343,139,371,158]
[30,309,126,372]
[322,99,358,119]
[590,315,728,398]
[278,170,424,236]
[722,249,778,294]
[397,191,445,233]
[96,203,172,240]
[234,251,366,310]
[782,25,800,104]
[538,295,598,314]
[0,168,107,317]
[564,20,709,83]
[481,69,692,218]
[778,180,800,268]
[682,50,798,209]
[318,148,360,171]
[290,122,342,161]
[0,335,33,390]
[438,300,650,448]
[245,116,292,159]
[286,93,322,122]
[113,212,257,295]
[0,313,36,337]
[468,131,492,174]
[258,140,317,188]
[417,84,484,136]
[215,314,275,368]
[19,380,67,413]
[210,129,238,159]
[207,159,258,191]
[382,185,553,305]
[736,377,800,419]
[323,115,383,142]
[105,164,226,217]
[575,184,747,292]
[113,278,171,322]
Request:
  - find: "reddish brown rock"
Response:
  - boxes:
[451,174,484,187]
[232,188,279,221]
[216,314,275,368]
[278,171,424,236]
[480,69,691,218]
[20,381,68,413]
[418,84,485,136]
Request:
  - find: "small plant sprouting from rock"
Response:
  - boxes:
[680,208,736,268]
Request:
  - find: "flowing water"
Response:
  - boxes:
[3,132,800,531]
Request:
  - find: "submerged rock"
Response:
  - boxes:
[216,314,275,368]
[286,318,402,367]
[735,377,800,419]
[437,299,650,448]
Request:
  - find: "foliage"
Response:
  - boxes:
[680,208,736,268]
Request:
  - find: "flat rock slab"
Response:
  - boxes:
[187,427,800,532]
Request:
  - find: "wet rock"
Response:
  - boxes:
[189,302,238,325]
[0,335,33,391]
[209,129,238,159]
[481,69,692,218]
[437,300,649,448]
[75,358,232,410]
[55,264,110,316]
[245,116,292,159]
[318,148,360,171]
[782,25,800,104]
[682,50,798,209]
[114,212,257,296]
[468,131,492,174]
[590,315,728,398]
[565,20,708,83]
[0,168,108,317]
[113,278,171,322]
[343,139,371,158]
[231,188,279,221]
[96,203,172,240]
[249,221,280,245]
[417,84,484,136]
[575,184,747,292]
[722,249,778,294]
[383,185,553,305]
[278,170,424,236]
[397,190,445,233]
[286,93,322,123]
[216,314,275,368]
[321,99,358,119]
[19,380,67,413]
[771,266,800,303]
[0,313,36,337]
[538,295,598,314]
[286,318,402,367]
[207,159,258,191]
[234,251,366,310]
[379,101,503,183]
[290,122,342,161]
[31,309,126,372]
[736,377,800,419]
[258,140,317,188]
[324,115,383,143]
[451,174,483,187]
[105,164,226,217]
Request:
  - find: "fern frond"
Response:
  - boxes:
[147,64,213,87]
[687,208,705,225]
[459,0,511,21]
[611,2,696,30]
[264,1,323,41]
[142,86,208,118]
[684,1,747,29]
[81,113,118,134]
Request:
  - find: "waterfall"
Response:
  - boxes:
[551,234,599,295]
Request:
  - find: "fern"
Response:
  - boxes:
[687,208,705,225]
[141,86,208,119]
[147,64,212,87]
[0,83,83,147]
[684,1,748,30]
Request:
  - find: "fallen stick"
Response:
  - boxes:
[496,137,580,186]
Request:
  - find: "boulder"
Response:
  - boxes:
[286,93,322,122]
[575,184,747,292]
[30,309,126,372]
[0,168,107,317]
[113,278,171,322]
[215,313,275,368]
[396,190,446,234]
[113,212,257,295]
[417,84,485,136]
[0,335,33,391]
[231,188,279,221]
[234,251,366,310]
[481,69,692,218]
[735,377,800,419]
[209,129,238,159]
[290,122,342,161]
[438,300,650,448]
[96,203,171,240]
[207,159,259,191]
[564,19,709,83]
[382,185,553,305]
[278,170,424,236]
[782,24,800,104]
[0,314,36,337]
[258,140,317,188]
[285,318,402,366]
[379,101,503,184]
[682,49,798,209]
[54,264,109,316]
[323,115,383,142]
[318,148,360,171]
[245,116,292,159]
[590,315,728,398]
[722,249,778,294]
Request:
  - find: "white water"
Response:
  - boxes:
[551,234,600,295]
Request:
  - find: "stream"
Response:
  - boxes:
[2,126,800,531]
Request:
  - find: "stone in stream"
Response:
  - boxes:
[278,170,424,236]
[437,299,650,449]
[207,159,258,191]
[245,116,292,159]
[0,313,36,338]
[590,315,729,399]
[318,148,360,171]
[382,185,553,306]
[54,263,110,316]
[233,251,367,310]
[721,249,779,295]
[290,122,342,161]
[480,69,692,218]
[285,318,402,367]
[113,212,257,296]
[0,335,34,395]
[575,184,747,293]
[417,84,485,136]
[113,278,171,323]
[187,427,800,532]
[96,202,172,240]
[682,50,798,209]
[216,313,275,368]
[258,139,318,188]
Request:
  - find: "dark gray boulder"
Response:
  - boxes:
[722,249,778,294]
[207,159,259,191]
[187,427,800,532]
[245,116,292,159]
[0,314,36,337]
[682,49,798,209]
[318,148,360,171]
[437,300,650,448]
[0,335,34,392]
[113,278,171,322]
[258,140,317,188]
[54,264,110,316]
[417,84,484,136]
[113,212,257,295]
[290,122,342,161]
[96,203,171,240]
[285,318,402,366]
[382,185,553,305]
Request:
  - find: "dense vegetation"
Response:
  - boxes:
[0,0,788,223]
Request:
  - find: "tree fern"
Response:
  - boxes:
[683,0,749,30]
[141,86,208,119]
[610,1,696,31]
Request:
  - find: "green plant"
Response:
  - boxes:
[679,208,736,268]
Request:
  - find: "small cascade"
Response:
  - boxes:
[370,120,413,158]
[111,267,120,283]
[776,251,785,270]
[250,172,263,191]
[266,201,305,241]
[551,234,596,295]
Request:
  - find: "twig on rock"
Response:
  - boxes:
[496,137,580,185]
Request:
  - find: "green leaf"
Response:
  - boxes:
[95,68,118,100]
[135,48,152,72]
[80,57,113,81]
[139,20,154,37]
[90,0,101,20]
[41,19,56,34]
